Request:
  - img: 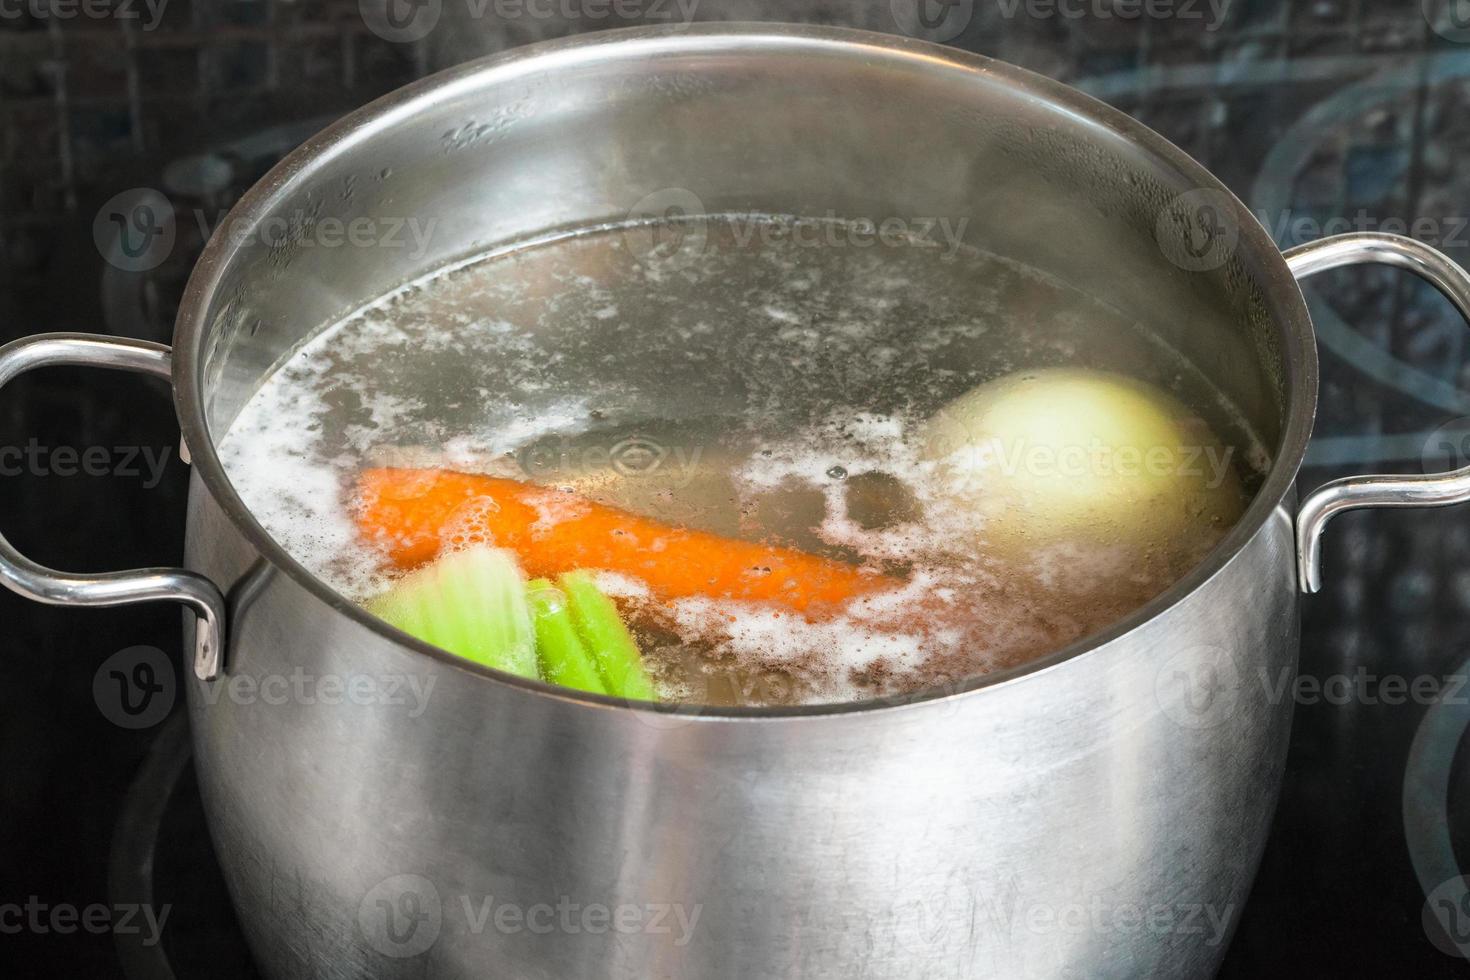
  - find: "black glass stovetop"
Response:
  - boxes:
[3,2,1470,976]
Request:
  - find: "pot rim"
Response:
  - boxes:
[174,22,1319,720]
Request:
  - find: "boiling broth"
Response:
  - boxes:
[219,215,1262,706]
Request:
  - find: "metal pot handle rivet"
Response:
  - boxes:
[1286,233,1470,595]
[0,332,227,680]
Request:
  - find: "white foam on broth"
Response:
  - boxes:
[218,215,1254,706]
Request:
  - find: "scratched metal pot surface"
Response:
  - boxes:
[4,4,1470,980]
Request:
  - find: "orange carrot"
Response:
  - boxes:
[353,467,891,613]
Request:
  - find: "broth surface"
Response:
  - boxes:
[219,215,1260,705]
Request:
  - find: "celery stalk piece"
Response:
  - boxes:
[558,571,657,701]
[526,579,608,695]
[366,545,538,679]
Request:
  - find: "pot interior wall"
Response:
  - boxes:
[188,27,1294,471]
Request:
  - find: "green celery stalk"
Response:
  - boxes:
[559,571,657,701]
[367,545,538,679]
[526,579,608,695]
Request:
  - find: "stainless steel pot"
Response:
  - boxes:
[5,25,1470,980]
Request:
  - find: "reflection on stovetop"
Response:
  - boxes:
[7,1,1470,976]
[108,717,257,980]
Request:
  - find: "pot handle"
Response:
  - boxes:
[0,333,226,679]
[1286,233,1470,594]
